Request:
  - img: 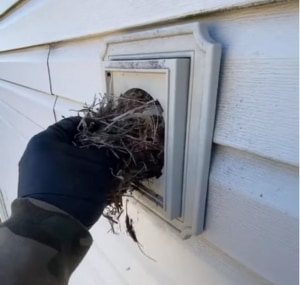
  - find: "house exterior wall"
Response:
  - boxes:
[0,1,298,285]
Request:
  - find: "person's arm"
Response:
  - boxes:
[0,117,117,285]
[0,198,92,285]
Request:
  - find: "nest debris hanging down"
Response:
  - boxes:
[73,88,165,222]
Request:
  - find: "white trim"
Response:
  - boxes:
[102,23,222,235]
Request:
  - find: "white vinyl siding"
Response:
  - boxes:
[0,1,298,285]
[0,0,22,16]
[0,0,288,52]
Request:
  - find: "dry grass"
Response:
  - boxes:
[73,88,165,221]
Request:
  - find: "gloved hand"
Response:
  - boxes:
[18,117,117,228]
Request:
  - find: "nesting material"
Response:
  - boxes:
[74,88,165,215]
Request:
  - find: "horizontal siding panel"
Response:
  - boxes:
[49,39,103,103]
[207,2,299,166]
[0,0,286,51]
[209,1,298,59]
[0,80,55,129]
[0,0,21,16]
[0,46,51,93]
[0,97,43,141]
[0,102,36,206]
[70,236,129,285]
[0,121,22,208]
[213,58,298,166]
[54,96,84,122]
[79,199,271,285]
[204,145,299,285]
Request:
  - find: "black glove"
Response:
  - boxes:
[18,117,117,228]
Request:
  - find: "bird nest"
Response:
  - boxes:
[74,88,165,219]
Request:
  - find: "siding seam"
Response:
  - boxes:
[53,95,58,123]
[47,46,58,123]
[46,47,53,95]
